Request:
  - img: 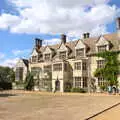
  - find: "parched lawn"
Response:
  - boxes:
[0,91,120,120]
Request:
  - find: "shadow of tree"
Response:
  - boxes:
[0,93,17,97]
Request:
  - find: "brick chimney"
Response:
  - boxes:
[83,33,90,39]
[35,38,42,49]
[116,17,120,38]
[116,17,120,30]
[61,34,66,44]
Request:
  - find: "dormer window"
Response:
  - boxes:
[76,48,84,57]
[44,53,51,61]
[43,46,53,61]
[96,36,109,52]
[59,51,66,59]
[32,56,37,62]
[98,45,107,52]
[75,40,86,57]
[38,54,42,62]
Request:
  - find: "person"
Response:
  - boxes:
[112,85,116,95]
[108,85,112,94]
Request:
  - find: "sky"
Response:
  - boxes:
[0,0,120,67]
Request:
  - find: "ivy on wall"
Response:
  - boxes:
[94,51,120,86]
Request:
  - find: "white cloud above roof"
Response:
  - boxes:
[12,49,30,56]
[0,0,119,37]
[0,58,19,68]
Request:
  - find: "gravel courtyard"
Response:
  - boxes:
[0,91,120,120]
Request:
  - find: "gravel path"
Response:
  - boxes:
[0,91,120,120]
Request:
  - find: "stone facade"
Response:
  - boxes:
[15,59,28,82]
[15,18,120,92]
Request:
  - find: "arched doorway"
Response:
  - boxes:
[55,80,60,91]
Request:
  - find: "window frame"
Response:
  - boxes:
[97,45,107,52]
[53,63,62,71]
[74,62,81,70]
[59,51,66,59]
[15,67,23,81]
[76,48,84,57]
[98,77,106,86]
[44,53,51,61]
[97,60,105,69]
[32,56,37,62]
[74,77,82,88]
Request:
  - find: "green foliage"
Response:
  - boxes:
[15,80,24,85]
[71,88,86,93]
[0,66,15,89]
[100,85,106,91]
[94,68,104,77]
[64,81,72,92]
[24,72,34,90]
[94,51,120,86]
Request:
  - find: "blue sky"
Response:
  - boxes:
[0,0,120,67]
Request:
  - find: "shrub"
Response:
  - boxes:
[71,88,86,93]
[64,87,71,92]
[100,85,106,91]
[64,81,72,92]
[0,82,12,90]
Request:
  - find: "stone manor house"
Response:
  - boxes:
[15,18,120,92]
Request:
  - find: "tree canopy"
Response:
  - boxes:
[0,66,15,89]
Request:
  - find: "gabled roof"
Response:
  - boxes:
[57,42,70,51]
[31,47,38,56]
[22,59,29,67]
[32,32,120,58]
[96,36,110,46]
[43,45,54,53]
[75,39,87,49]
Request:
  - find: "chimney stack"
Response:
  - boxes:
[116,17,120,30]
[83,33,90,39]
[61,34,66,44]
[35,38,42,49]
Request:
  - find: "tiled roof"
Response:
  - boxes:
[36,32,120,58]
[22,59,29,67]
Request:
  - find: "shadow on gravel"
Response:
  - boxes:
[0,93,17,97]
[85,102,120,120]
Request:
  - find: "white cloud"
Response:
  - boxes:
[0,52,5,59]
[0,13,20,30]
[0,58,19,68]
[12,49,30,56]
[43,36,75,45]
[43,38,61,46]
[0,0,119,37]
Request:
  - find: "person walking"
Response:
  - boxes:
[108,85,112,94]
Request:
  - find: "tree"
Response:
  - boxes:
[94,51,120,88]
[24,72,34,90]
[0,66,15,89]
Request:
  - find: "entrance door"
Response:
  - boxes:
[55,80,60,91]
